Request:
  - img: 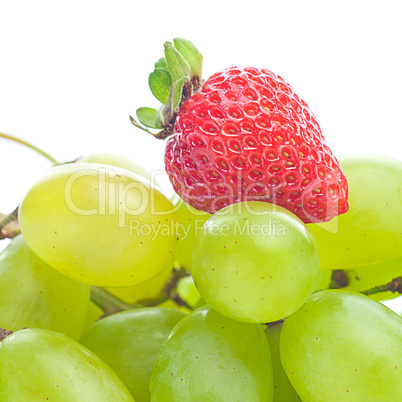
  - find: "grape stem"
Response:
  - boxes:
[329,270,402,296]
[329,270,349,289]
[90,287,142,316]
[90,268,191,316]
[0,207,20,240]
[361,277,402,296]
[0,132,59,165]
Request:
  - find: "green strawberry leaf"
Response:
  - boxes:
[164,41,191,84]
[171,77,187,111]
[132,38,203,139]
[154,57,168,70]
[173,38,203,79]
[129,114,157,135]
[149,68,172,104]
[155,106,165,129]
[136,107,162,129]
[163,77,188,124]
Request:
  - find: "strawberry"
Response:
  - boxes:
[131,38,348,223]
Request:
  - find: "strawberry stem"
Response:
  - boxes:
[130,38,203,139]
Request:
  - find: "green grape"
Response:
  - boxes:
[0,328,133,401]
[192,201,320,323]
[171,193,211,271]
[342,256,402,301]
[265,323,301,401]
[19,163,178,287]
[105,264,173,304]
[82,301,104,334]
[0,235,89,339]
[80,308,186,401]
[309,154,402,269]
[84,156,173,302]
[78,152,160,187]
[176,275,202,308]
[280,290,402,401]
[150,305,273,401]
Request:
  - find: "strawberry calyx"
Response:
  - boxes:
[130,38,203,139]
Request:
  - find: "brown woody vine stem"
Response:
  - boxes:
[329,269,349,289]
[361,277,402,296]
[0,207,20,240]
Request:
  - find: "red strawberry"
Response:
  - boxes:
[131,39,348,223]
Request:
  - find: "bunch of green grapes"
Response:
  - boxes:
[1,146,402,401]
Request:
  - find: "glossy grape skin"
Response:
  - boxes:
[150,305,273,401]
[265,323,301,402]
[0,235,89,339]
[342,256,402,301]
[309,154,402,270]
[105,264,173,304]
[19,163,178,287]
[0,328,133,401]
[280,290,402,401]
[80,308,186,401]
[192,201,320,323]
[171,194,211,271]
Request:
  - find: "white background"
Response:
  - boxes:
[0,1,401,312]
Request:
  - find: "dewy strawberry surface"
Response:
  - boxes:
[134,40,349,223]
